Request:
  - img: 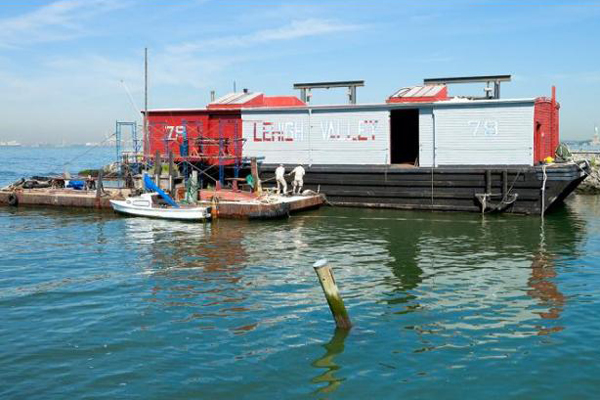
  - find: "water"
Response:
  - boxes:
[2,148,600,399]
[0,146,114,185]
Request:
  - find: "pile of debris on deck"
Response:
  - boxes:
[0,174,128,209]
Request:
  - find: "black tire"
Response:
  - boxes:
[7,193,18,207]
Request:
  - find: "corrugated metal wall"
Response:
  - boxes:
[242,108,390,164]
[242,110,311,163]
[418,107,434,167]
[241,101,535,167]
[147,111,242,164]
[147,113,208,160]
[433,102,534,166]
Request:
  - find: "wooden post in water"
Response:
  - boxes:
[313,259,352,330]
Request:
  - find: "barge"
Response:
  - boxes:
[0,177,325,219]
[0,187,124,210]
[144,75,589,215]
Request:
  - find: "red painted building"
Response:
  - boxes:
[145,92,304,165]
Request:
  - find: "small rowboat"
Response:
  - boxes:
[110,193,211,221]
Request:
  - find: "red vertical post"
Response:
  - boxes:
[217,118,223,191]
[551,86,558,154]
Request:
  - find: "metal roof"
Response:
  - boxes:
[210,92,262,105]
[146,97,536,115]
[390,85,446,99]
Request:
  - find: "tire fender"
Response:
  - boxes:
[7,193,18,207]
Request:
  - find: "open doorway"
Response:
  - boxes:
[390,109,419,165]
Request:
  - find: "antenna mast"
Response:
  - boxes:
[144,47,148,159]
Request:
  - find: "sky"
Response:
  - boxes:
[0,0,599,144]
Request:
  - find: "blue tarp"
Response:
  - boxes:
[143,175,179,208]
[66,180,85,190]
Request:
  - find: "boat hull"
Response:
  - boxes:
[258,161,589,215]
[110,200,211,221]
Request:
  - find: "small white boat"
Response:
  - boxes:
[110,193,211,221]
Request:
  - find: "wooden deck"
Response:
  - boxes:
[198,189,325,219]
[0,188,128,209]
[0,187,325,219]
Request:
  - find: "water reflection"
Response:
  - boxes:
[123,217,211,248]
[527,222,566,335]
[369,204,585,345]
[123,217,253,325]
[118,201,586,363]
[311,328,349,395]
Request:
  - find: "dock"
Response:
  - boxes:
[199,189,325,219]
[0,188,127,210]
[0,187,325,219]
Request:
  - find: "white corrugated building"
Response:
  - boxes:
[242,95,537,167]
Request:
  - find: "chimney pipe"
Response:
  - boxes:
[210,90,215,102]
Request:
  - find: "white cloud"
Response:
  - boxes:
[152,17,363,91]
[0,11,365,142]
[167,18,363,54]
[0,0,128,48]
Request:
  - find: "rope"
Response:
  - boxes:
[481,194,486,215]
[575,159,598,181]
[478,169,522,214]
[541,164,548,218]
[499,169,522,205]
[62,132,117,168]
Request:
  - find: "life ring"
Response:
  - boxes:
[7,193,18,207]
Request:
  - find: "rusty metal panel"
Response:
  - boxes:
[433,101,535,166]
[242,108,390,164]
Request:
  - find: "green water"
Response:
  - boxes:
[1,148,600,398]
